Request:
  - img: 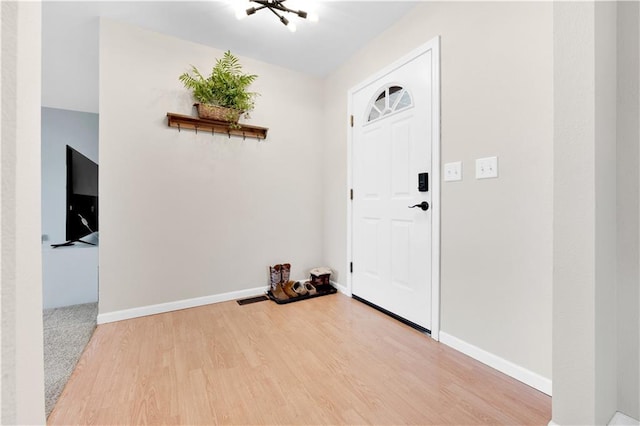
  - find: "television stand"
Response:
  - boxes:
[51,232,99,248]
[51,239,96,248]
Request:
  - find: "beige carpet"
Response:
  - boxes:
[43,302,97,417]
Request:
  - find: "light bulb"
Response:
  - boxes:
[308,12,319,22]
[287,22,297,33]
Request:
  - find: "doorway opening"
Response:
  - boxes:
[41,107,99,416]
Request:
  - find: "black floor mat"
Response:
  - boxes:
[236,295,269,305]
[267,286,337,304]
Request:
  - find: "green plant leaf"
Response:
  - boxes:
[179,51,259,114]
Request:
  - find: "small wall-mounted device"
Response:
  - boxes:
[418,172,429,192]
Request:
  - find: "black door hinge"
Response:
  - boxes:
[350,188,353,200]
[350,115,354,127]
[350,262,353,273]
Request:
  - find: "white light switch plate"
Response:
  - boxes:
[444,161,462,182]
[476,156,498,179]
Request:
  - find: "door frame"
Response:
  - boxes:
[346,37,441,340]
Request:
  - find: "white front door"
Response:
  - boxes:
[351,46,437,331]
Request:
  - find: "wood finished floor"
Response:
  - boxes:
[48,293,551,425]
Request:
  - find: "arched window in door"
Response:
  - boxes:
[366,85,413,123]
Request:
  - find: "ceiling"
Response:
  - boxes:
[41,1,418,113]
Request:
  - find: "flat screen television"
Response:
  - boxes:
[66,146,98,241]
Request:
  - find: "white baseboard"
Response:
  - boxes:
[439,331,552,396]
[331,280,350,296]
[97,286,269,324]
[550,411,639,426]
[609,412,640,426]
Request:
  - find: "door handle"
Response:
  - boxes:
[408,201,429,211]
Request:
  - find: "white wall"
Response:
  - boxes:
[42,246,98,309]
[99,20,324,315]
[323,2,553,382]
[41,107,98,245]
[617,1,640,420]
[41,1,99,113]
[0,1,46,424]
[552,2,622,424]
[552,3,598,423]
[594,2,619,422]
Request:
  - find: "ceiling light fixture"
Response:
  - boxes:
[244,0,316,32]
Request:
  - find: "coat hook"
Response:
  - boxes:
[195,125,198,135]
[177,123,181,132]
[242,131,246,141]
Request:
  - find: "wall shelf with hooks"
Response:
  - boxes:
[166,113,268,140]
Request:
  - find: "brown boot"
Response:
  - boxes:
[271,282,289,301]
[281,263,291,283]
[282,280,299,298]
[269,264,282,291]
[269,264,289,300]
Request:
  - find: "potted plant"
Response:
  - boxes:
[179,51,258,127]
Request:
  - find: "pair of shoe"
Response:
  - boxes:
[282,280,318,298]
[301,281,317,296]
[270,263,291,287]
[269,264,319,301]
